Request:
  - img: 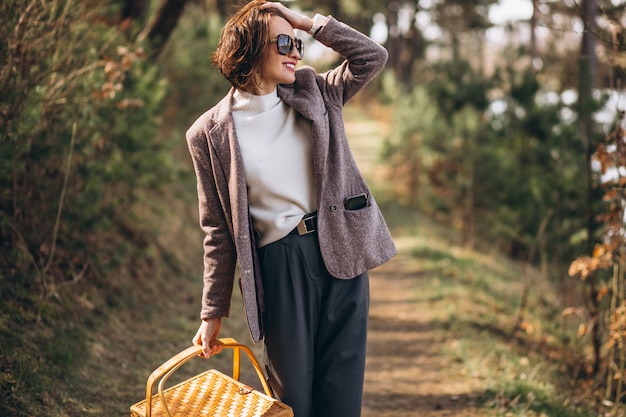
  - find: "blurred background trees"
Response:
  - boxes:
[378,0,625,400]
[1,0,625,413]
[1,1,172,312]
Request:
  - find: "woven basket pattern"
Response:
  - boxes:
[131,370,292,417]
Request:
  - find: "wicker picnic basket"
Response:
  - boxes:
[130,338,293,417]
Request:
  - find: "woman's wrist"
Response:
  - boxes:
[307,14,328,36]
[300,15,314,33]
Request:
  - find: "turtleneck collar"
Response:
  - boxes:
[232,88,280,114]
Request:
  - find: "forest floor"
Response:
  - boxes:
[362,253,485,417]
[347,103,486,416]
[365,263,487,416]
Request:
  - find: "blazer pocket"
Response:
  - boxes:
[340,204,376,239]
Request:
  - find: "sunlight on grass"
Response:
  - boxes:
[390,210,593,417]
[343,103,593,416]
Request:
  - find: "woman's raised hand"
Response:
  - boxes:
[261,1,313,32]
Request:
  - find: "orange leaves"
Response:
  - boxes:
[594,143,618,177]
[562,306,584,317]
[606,305,626,350]
[594,122,626,182]
[93,46,147,103]
[568,244,613,280]
[597,285,610,300]
[116,99,145,110]
[519,320,535,335]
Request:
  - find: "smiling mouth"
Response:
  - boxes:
[284,62,296,70]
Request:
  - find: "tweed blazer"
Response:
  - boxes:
[186,16,397,343]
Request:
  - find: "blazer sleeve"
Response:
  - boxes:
[312,16,388,106]
[186,120,237,321]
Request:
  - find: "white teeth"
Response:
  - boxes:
[285,63,295,70]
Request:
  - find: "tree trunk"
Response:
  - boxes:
[578,0,599,375]
[137,0,190,59]
[386,2,401,75]
[529,0,538,62]
[121,0,148,21]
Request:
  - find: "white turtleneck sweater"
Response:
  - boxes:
[232,88,317,247]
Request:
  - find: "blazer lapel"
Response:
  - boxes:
[206,90,236,167]
[278,84,325,122]
[206,90,250,234]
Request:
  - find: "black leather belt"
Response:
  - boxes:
[288,212,317,236]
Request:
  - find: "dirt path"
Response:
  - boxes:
[345,104,485,416]
[362,256,484,416]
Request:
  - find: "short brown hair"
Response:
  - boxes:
[212,0,286,91]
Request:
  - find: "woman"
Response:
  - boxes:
[186,2,396,416]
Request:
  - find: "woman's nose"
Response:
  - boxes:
[289,47,301,60]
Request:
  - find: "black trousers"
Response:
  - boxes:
[258,230,369,417]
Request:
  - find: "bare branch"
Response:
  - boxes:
[40,122,77,298]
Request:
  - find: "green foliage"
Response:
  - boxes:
[383,54,590,268]
[0,1,177,414]
[160,2,232,121]
[0,0,172,298]
[428,58,492,115]
[380,5,623,406]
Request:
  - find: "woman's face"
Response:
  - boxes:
[253,15,301,95]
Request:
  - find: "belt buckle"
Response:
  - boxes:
[297,215,316,235]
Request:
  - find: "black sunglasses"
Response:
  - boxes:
[270,34,304,60]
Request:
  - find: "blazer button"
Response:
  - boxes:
[330,204,338,212]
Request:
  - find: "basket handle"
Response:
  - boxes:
[144,338,272,417]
